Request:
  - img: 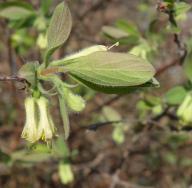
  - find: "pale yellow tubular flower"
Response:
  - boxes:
[183,104,192,124]
[21,97,39,143]
[176,93,192,125]
[177,94,192,117]
[36,96,56,142]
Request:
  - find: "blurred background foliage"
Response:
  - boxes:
[0,0,192,188]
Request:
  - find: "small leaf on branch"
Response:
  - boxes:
[45,1,72,65]
[0,1,35,20]
[18,62,39,88]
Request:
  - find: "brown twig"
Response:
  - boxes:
[0,75,29,85]
[73,148,117,175]
[108,170,153,188]
[155,58,179,76]
[156,0,187,76]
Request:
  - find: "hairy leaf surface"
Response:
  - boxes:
[68,76,159,94]
[58,52,155,88]
[18,61,39,87]
[45,1,72,64]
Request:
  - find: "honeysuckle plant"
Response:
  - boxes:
[17,1,158,144]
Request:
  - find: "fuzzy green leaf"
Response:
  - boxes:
[68,76,159,94]
[58,52,155,88]
[18,61,39,87]
[45,1,72,65]
[165,86,187,105]
[40,0,53,15]
[175,2,191,17]
[0,1,35,20]
[0,1,33,10]
[102,26,129,39]
[115,20,140,36]
[102,107,125,144]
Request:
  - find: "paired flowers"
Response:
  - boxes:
[21,89,86,143]
[22,96,56,143]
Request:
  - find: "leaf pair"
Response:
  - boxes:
[40,1,157,93]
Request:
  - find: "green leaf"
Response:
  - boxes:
[165,86,187,105]
[102,26,129,39]
[0,1,33,10]
[152,104,163,116]
[58,51,155,87]
[166,24,181,34]
[52,137,70,158]
[114,36,139,46]
[102,26,139,45]
[18,61,39,87]
[115,20,140,36]
[145,94,162,106]
[59,162,74,184]
[45,1,72,65]
[163,0,174,3]
[67,76,158,94]
[0,1,35,20]
[11,150,51,163]
[175,2,191,17]
[102,106,121,122]
[102,107,125,144]
[129,41,152,60]
[41,0,52,15]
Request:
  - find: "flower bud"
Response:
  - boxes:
[37,33,47,49]
[21,97,39,143]
[59,162,74,184]
[177,94,192,117]
[177,94,192,125]
[182,104,192,123]
[66,90,85,112]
